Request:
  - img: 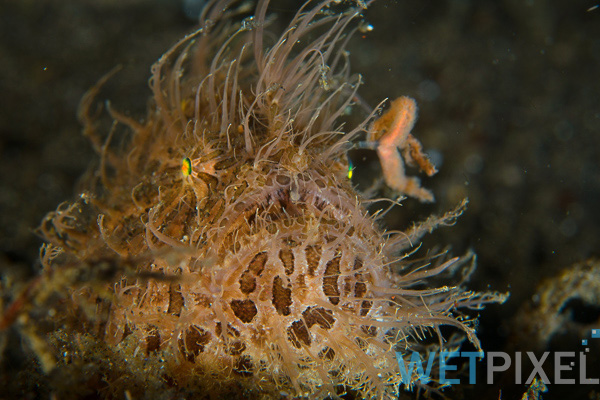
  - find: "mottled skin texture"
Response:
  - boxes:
[6,1,506,399]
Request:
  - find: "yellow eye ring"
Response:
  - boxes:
[347,158,354,180]
[182,157,192,177]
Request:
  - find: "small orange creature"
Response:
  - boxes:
[368,96,437,202]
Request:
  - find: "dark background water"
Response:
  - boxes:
[1,0,599,399]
